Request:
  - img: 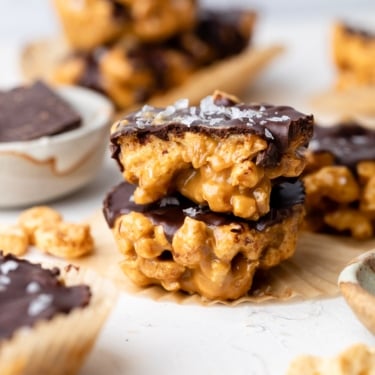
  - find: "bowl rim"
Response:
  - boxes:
[0,85,114,151]
[338,250,375,295]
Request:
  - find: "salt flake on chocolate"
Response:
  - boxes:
[26,281,41,294]
[28,294,53,317]
[267,115,290,122]
[174,98,189,110]
[0,260,19,275]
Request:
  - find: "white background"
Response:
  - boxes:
[1,1,375,374]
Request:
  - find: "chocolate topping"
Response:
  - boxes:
[110,94,314,168]
[0,253,91,340]
[103,180,305,240]
[107,0,131,21]
[0,81,82,142]
[310,123,375,170]
[342,23,375,40]
[192,9,255,61]
[72,48,107,94]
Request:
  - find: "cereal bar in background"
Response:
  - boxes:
[50,9,257,109]
[303,122,375,239]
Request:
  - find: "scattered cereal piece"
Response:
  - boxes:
[34,222,94,259]
[19,206,62,244]
[286,343,375,375]
[0,224,28,256]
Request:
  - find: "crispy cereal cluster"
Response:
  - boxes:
[53,0,197,50]
[287,344,375,375]
[0,206,93,258]
[303,123,375,239]
[333,22,375,90]
[104,92,313,300]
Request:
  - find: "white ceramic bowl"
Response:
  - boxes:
[0,85,114,207]
[339,250,375,335]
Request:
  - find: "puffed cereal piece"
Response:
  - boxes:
[0,224,28,256]
[286,343,375,375]
[110,91,313,219]
[358,161,375,214]
[18,206,62,244]
[303,166,360,209]
[103,180,305,300]
[324,209,373,240]
[53,0,197,50]
[34,222,94,259]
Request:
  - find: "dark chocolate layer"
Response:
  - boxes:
[111,93,314,168]
[342,23,375,40]
[0,81,82,142]
[103,180,305,241]
[74,48,107,94]
[107,0,131,21]
[0,253,91,340]
[310,123,375,170]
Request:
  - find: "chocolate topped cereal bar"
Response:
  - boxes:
[0,253,90,340]
[0,253,117,375]
[52,9,256,109]
[103,180,305,300]
[303,122,375,239]
[110,91,313,219]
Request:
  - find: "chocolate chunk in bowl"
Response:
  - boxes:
[103,180,305,301]
[0,82,114,207]
[0,81,81,142]
[110,91,313,220]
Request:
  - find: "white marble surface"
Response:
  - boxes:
[1,2,375,374]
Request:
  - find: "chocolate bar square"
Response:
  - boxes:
[0,81,82,142]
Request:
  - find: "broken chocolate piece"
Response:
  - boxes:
[0,253,90,340]
[0,81,82,142]
[310,123,375,171]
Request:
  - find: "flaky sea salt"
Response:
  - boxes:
[26,281,41,294]
[0,260,19,275]
[137,104,154,117]
[199,95,217,114]
[160,197,180,207]
[0,275,10,285]
[183,207,200,217]
[28,294,53,317]
[174,98,189,110]
[265,129,274,139]
[267,115,290,122]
